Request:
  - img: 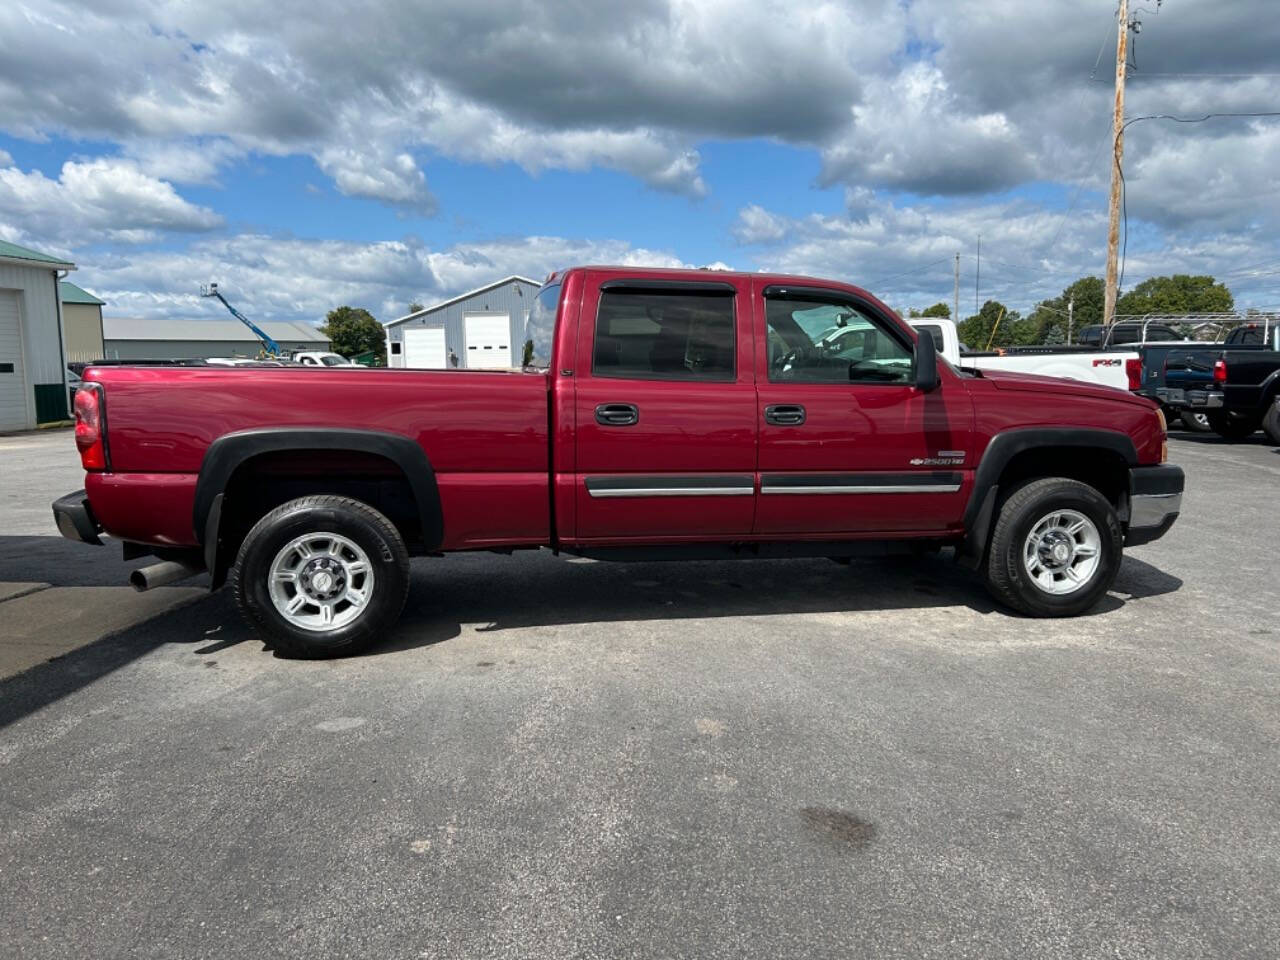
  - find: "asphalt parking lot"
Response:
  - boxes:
[2,428,1279,959]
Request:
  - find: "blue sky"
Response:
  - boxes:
[1,0,1277,325]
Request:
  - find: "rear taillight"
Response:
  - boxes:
[1125,357,1142,391]
[74,384,108,470]
[1213,359,1227,383]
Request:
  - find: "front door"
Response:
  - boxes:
[572,274,757,541]
[753,281,973,536]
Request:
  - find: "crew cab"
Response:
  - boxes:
[54,267,1184,658]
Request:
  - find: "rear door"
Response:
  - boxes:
[572,274,756,540]
[753,280,973,535]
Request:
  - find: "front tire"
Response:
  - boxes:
[984,478,1122,617]
[231,495,410,658]
[1262,401,1280,446]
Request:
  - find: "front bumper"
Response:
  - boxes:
[52,489,103,546]
[1126,464,1184,547]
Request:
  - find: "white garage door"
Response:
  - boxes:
[402,327,447,368]
[0,291,29,432]
[464,313,511,369]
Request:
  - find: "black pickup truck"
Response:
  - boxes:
[1160,324,1280,442]
[1123,323,1270,431]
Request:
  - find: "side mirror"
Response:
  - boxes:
[915,330,940,391]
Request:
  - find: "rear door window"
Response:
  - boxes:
[592,289,735,381]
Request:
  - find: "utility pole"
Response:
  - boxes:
[953,253,960,322]
[975,234,981,312]
[1067,295,1075,344]
[1103,0,1130,326]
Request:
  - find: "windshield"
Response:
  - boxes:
[320,355,348,366]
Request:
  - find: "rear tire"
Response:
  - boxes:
[1207,410,1260,440]
[984,478,1122,618]
[1262,401,1280,446]
[231,495,410,658]
[1178,410,1212,433]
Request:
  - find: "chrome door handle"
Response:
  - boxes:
[764,404,806,426]
[595,403,639,426]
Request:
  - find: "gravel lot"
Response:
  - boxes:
[2,429,1278,959]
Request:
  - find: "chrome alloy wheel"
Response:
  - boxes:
[267,533,375,631]
[1022,509,1102,596]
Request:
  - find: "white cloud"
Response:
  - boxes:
[733,189,1280,314]
[0,156,222,245]
[733,204,791,244]
[820,63,1034,195]
[315,146,436,214]
[80,232,692,324]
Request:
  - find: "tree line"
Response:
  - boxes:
[905,274,1235,350]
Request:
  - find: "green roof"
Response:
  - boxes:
[0,238,74,269]
[59,280,104,305]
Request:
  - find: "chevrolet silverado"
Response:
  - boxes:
[54,267,1184,657]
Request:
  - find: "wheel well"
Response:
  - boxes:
[212,449,424,583]
[996,446,1129,512]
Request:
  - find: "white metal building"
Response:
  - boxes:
[384,276,540,369]
[102,318,330,361]
[0,239,75,431]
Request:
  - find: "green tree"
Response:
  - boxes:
[1115,274,1233,316]
[906,303,950,319]
[1022,276,1104,345]
[408,301,425,313]
[321,306,385,363]
[959,300,1023,349]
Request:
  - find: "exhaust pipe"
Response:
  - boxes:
[130,560,202,592]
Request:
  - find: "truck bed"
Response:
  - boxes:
[84,365,551,550]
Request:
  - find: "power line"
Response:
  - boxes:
[1129,72,1280,78]
[866,256,953,288]
[1114,111,1280,295]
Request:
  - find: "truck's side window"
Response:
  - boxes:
[765,295,912,384]
[592,290,735,381]
[523,282,561,370]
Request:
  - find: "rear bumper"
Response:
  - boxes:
[1126,464,1184,547]
[1157,387,1222,409]
[52,489,103,546]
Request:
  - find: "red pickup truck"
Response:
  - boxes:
[54,267,1183,657]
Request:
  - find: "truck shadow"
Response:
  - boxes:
[376,549,1183,655]
[0,537,1182,730]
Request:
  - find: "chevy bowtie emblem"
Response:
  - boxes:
[910,450,965,466]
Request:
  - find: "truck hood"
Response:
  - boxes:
[974,367,1149,406]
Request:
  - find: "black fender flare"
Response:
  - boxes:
[194,428,444,579]
[957,427,1138,568]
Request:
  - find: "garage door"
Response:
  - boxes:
[402,327,447,368]
[464,313,511,369]
[0,291,28,432]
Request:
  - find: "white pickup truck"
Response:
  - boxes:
[292,351,360,367]
[907,318,1139,391]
